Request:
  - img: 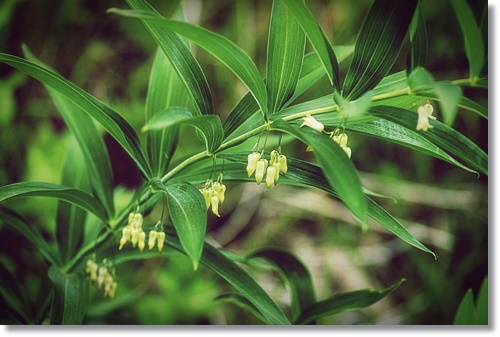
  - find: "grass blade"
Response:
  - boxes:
[342,0,417,100]
[406,4,428,73]
[266,0,306,113]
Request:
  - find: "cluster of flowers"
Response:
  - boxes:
[119,212,165,252]
[199,180,226,217]
[301,113,352,158]
[416,103,436,131]
[247,150,287,189]
[86,259,117,299]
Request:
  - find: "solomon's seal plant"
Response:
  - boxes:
[0,0,487,325]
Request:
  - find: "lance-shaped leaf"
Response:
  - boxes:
[450,0,485,84]
[408,67,462,125]
[196,153,435,257]
[48,267,89,325]
[215,293,267,324]
[222,47,354,147]
[271,119,366,224]
[111,5,268,120]
[143,107,223,154]
[56,139,89,263]
[0,206,60,267]
[294,279,405,325]
[248,248,316,321]
[406,4,428,73]
[22,45,115,219]
[346,120,478,174]
[282,0,340,91]
[165,181,207,270]
[266,0,306,114]
[0,182,108,223]
[125,0,212,116]
[0,53,152,179]
[146,46,189,177]
[369,105,487,175]
[342,0,417,100]
[162,226,290,325]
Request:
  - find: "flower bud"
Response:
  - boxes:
[246,152,261,177]
[211,195,220,217]
[97,266,107,289]
[266,165,276,189]
[138,231,146,251]
[148,230,158,251]
[119,227,131,250]
[343,147,352,158]
[273,163,280,183]
[301,113,324,132]
[86,260,98,281]
[269,150,278,165]
[133,213,143,228]
[157,232,166,252]
[214,182,226,204]
[200,188,211,209]
[130,227,139,247]
[108,282,117,299]
[278,155,287,174]
[255,159,268,184]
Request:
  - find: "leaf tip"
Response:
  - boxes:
[192,260,199,271]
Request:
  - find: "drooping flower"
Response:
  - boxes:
[255,159,268,184]
[85,260,98,281]
[416,103,436,131]
[211,194,220,217]
[246,152,261,177]
[156,231,166,252]
[138,231,146,251]
[214,182,226,204]
[301,113,324,132]
[333,133,352,158]
[278,155,288,174]
[148,230,158,251]
[265,165,277,189]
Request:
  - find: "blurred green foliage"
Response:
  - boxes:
[0,0,487,324]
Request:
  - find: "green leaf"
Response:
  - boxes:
[0,262,34,323]
[200,153,434,257]
[248,248,316,321]
[165,182,207,270]
[163,226,290,325]
[476,277,488,325]
[294,279,405,325]
[146,47,188,177]
[271,119,367,223]
[453,288,477,325]
[282,0,340,91]
[408,67,462,125]
[215,293,267,324]
[125,0,213,116]
[0,182,108,223]
[143,107,223,154]
[406,4,428,73]
[342,0,417,100]
[450,0,485,83]
[111,5,268,120]
[56,139,89,262]
[0,206,60,266]
[334,90,374,118]
[266,0,306,113]
[458,96,488,119]
[369,105,487,175]
[48,266,89,325]
[0,53,152,179]
[22,45,115,219]
[347,120,478,174]
[222,47,355,148]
